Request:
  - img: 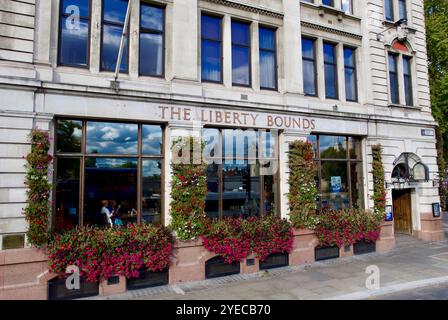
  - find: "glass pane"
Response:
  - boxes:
[345,67,357,101]
[350,162,364,209]
[205,164,219,219]
[259,27,275,50]
[140,4,164,31]
[142,160,162,225]
[308,135,318,158]
[263,172,276,215]
[232,45,250,85]
[320,136,347,159]
[59,17,89,66]
[348,137,362,160]
[322,0,334,6]
[260,130,277,158]
[324,64,337,99]
[201,15,221,40]
[222,129,258,160]
[344,47,355,67]
[385,0,394,21]
[203,128,220,162]
[55,158,80,232]
[139,33,163,76]
[403,57,411,75]
[103,0,128,24]
[303,59,316,96]
[302,38,315,60]
[86,122,138,154]
[399,0,407,20]
[62,0,89,17]
[320,161,349,210]
[404,75,413,106]
[323,43,336,64]
[201,39,222,82]
[142,125,162,155]
[101,24,128,72]
[388,54,397,72]
[2,235,25,250]
[260,50,276,89]
[231,21,250,46]
[222,162,260,218]
[57,119,82,153]
[390,73,399,104]
[341,0,352,14]
[84,158,138,227]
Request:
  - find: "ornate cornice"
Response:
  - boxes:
[301,21,362,40]
[202,0,284,19]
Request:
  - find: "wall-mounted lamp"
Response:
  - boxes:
[376,18,408,41]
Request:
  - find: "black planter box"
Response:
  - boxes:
[48,277,99,300]
[126,269,169,291]
[259,252,289,270]
[205,256,240,279]
[354,240,376,255]
[315,245,340,261]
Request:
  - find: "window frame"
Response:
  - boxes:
[403,55,414,106]
[203,127,281,220]
[231,19,252,88]
[57,0,92,68]
[301,36,318,97]
[53,118,165,230]
[311,134,364,210]
[100,0,130,73]
[343,46,358,102]
[200,12,224,84]
[138,2,166,78]
[323,41,339,100]
[258,25,278,91]
[388,52,400,105]
[341,0,354,15]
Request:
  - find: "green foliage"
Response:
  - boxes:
[287,140,319,229]
[170,137,208,240]
[23,129,53,247]
[371,145,386,217]
[426,0,448,207]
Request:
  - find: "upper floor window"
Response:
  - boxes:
[341,0,353,14]
[388,53,400,104]
[201,14,223,83]
[101,0,129,73]
[344,47,358,102]
[385,0,407,22]
[259,27,277,90]
[403,56,413,106]
[58,0,90,67]
[232,20,251,86]
[324,42,338,99]
[302,37,317,96]
[385,0,394,21]
[139,3,165,77]
[322,0,334,7]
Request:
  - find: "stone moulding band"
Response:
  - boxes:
[301,21,363,40]
[202,0,284,19]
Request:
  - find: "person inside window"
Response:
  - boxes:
[111,200,124,226]
[101,200,115,227]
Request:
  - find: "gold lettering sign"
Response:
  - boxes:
[158,106,316,131]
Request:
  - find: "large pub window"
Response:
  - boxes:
[203,128,279,219]
[308,134,364,210]
[54,119,163,232]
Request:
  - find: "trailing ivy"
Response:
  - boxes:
[23,129,53,247]
[371,144,386,217]
[287,140,319,229]
[170,137,208,241]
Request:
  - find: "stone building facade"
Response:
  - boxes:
[0,0,443,299]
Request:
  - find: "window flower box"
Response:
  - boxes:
[353,239,376,255]
[315,245,340,261]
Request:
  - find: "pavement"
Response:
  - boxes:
[86,214,448,300]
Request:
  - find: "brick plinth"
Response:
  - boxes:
[289,229,317,266]
[420,212,445,242]
[376,221,396,253]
